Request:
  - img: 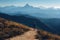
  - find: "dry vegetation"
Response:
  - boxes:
[0,17,60,40]
[0,17,30,40]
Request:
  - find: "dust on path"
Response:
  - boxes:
[7,29,38,40]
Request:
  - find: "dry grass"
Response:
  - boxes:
[0,17,60,40]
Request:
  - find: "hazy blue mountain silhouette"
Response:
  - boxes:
[0,4,60,18]
[23,4,33,8]
[0,12,57,34]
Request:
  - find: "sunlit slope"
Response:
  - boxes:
[0,17,60,40]
[0,17,31,39]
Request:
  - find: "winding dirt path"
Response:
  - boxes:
[7,29,38,40]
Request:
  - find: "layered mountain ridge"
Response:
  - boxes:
[0,4,60,18]
[0,13,55,34]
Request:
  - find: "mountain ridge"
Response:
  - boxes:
[0,4,60,18]
[0,13,54,33]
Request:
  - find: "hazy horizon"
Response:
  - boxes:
[0,0,60,18]
[0,0,60,8]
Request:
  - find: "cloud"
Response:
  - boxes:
[0,0,60,8]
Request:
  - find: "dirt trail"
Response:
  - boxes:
[7,29,38,40]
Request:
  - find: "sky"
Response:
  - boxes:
[0,0,60,8]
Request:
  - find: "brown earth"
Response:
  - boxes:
[0,17,60,40]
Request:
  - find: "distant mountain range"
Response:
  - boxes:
[0,4,60,18]
[0,4,60,35]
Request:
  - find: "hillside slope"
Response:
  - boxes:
[0,13,54,33]
[0,17,60,40]
[41,18,60,35]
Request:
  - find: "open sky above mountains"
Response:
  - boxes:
[0,0,60,8]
